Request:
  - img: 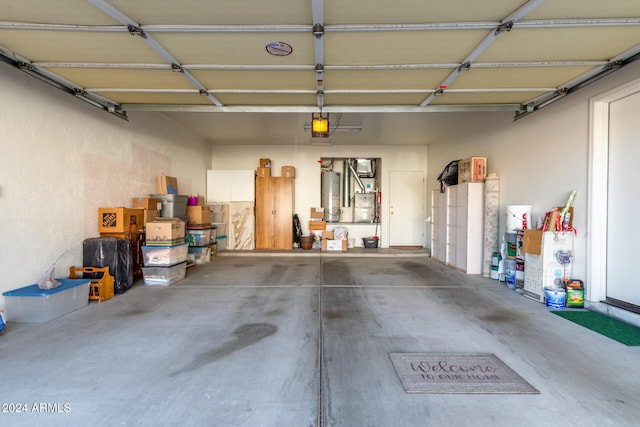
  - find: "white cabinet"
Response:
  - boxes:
[206,170,255,202]
[430,190,447,263]
[431,183,484,274]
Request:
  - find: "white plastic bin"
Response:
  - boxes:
[142,262,187,286]
[141,243,188,266]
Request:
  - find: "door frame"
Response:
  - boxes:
[588,76,640,303]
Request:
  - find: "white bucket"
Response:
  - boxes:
[506,205,532,232]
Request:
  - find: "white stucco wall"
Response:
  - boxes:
[0,64,211,309]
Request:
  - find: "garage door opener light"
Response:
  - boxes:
[311,113,329,138]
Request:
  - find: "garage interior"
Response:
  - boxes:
[2,1,640,426]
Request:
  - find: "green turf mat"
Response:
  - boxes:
[551,310,640,346]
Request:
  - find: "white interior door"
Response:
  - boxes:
[606,92,640,307]
[389,171,424,247]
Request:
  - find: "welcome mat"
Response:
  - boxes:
[551,310,640,346]
[389,353,539,394]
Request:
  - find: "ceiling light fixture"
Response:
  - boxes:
[311,112,329,137]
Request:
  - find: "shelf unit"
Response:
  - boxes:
[431,183,484,274]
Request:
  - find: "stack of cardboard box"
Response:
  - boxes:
[257,158,271,177]
[307,208,348,252]
[321,230,348,252]
[186,199,213,265]
[132,197,160,224]
[97,206,146,279]
[141,218,187,285]
[309,207,326,232]
[309,207,326,249]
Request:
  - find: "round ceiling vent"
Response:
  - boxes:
[265,41,293,56]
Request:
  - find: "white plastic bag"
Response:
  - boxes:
[37,251,67,290]
[37,266,62,290]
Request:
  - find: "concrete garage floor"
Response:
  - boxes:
[1,252,640,427]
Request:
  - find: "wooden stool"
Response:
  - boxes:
[69,266,115,303]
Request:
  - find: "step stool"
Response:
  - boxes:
[69,266,115,303]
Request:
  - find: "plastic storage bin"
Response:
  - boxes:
[142,261,187,286]
[141,243,188,266]
[362,237,379,248]
[188,245,211,264]
[186,229,211,247]
[2,279,90,322]
[150,194,188,218]
[216,236,228,252]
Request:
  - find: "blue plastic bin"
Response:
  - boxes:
[2,279,90,322]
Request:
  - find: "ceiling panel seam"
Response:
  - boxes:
[4,18,640,33]
[30,61,609,70]
[85,88,553,95]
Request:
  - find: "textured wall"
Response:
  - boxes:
[0,65,211,309]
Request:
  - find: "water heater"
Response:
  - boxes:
[322,171,341,222]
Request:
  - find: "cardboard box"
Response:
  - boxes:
[156,175,179,195]
[523,231,574,302]
[309,220,326,231]
[322,239,347,252]
[282,166,296,178]
[130,207,159,226]
[523,229,544,255]
[98,207,144,233]
[186,205,211,226]
[132,197,162,210]
[523,225,574,255]
[322,230,334,240]
[310,207,325,220]
[145,218,185,245]
[543,207,574,232]
[458,157,486,183]
[143,209,159,225]
[256,167,271,178]
[523,253,573,302]
[260,158,271,168]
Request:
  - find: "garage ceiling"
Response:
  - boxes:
[2,0,640,143]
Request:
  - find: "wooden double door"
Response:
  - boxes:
[255,176,294,249]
